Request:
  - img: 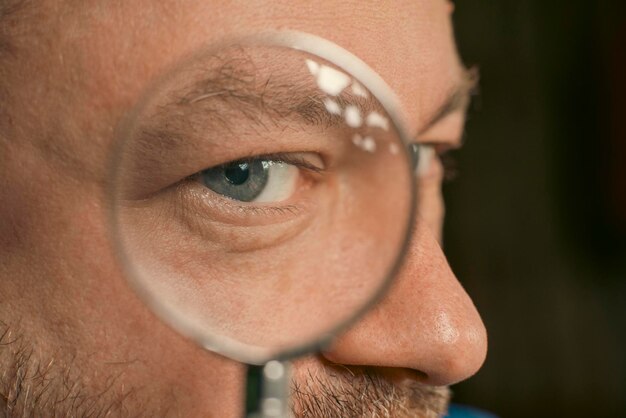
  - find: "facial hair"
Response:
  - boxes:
[291,365,450,418]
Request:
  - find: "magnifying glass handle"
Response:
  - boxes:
[245,360,292,418]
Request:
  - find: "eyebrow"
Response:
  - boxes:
[169,63,479,136]
[417,65,479,136]
[173,74,386,131]
[137,60,479,166]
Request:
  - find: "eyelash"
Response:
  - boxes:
[439,151,458,182]
[214,200,303,217]
[228,153,326,174]
[181,152,325,218]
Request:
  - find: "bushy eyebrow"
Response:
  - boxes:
[133,58,478,170]
[161,60,478,137]
[132,60,391,165]
[172,67,387,129]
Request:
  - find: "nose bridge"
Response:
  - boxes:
[322,222,487,386]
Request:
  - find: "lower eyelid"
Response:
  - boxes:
[217,201,303,218]
[166,182,320,253]
[178,180,316,227]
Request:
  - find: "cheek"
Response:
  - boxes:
[0,157,250,415]
[115,178,408,351]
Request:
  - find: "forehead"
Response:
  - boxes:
[62,0,460,133]
[3,0,462,183]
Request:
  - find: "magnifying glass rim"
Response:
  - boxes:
[108,30,417,365]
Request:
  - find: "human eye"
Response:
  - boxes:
[197,152,324,204]
[125,149,329,255]
[158,150,330,243]
[410,142,458,181]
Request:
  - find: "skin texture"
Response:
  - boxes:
[0,0,487,416]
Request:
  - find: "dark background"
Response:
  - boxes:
[446,1,626,417]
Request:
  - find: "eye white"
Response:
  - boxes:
[253,162,299,203]
[416,145,436,178]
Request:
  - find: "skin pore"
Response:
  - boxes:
[0,0,487,417]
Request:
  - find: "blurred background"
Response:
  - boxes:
[446,1,626,417]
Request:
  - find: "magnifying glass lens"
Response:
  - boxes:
[110,34,415,365]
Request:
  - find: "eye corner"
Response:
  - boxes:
[411,141,460,182]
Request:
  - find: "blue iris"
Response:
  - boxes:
[201,160,270,202]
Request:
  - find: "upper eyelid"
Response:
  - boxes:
[412,141,459,155]
[416,66,477,137]
[217,153,326,173]
[179,151,324,185]
[415,100,469,152]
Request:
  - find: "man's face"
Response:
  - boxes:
[0,0,487,417]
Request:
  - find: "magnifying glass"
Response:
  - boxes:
[108,31,417,417]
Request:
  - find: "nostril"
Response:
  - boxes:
[375,366,429,384]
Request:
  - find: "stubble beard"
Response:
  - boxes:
[1,322,449,418]
[291,365,450,418]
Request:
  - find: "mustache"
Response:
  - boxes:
[291,366,450,418]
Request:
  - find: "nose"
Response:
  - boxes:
[322,219,488,386]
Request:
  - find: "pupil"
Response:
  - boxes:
[224,162,250,185]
